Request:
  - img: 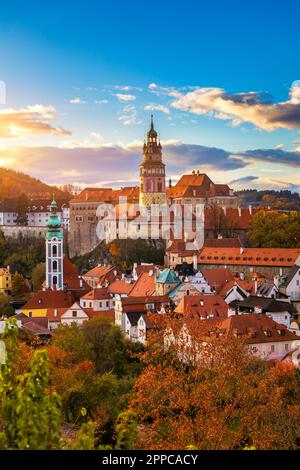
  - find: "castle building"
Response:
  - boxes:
[139,115,166,207]
[45,199,64,290]
[68,116,239,257]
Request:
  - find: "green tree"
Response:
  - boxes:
[107,238,165,270]
[11,272,30,298]
[0,322,62,449]
[0,295,14,317]
[31,262,46,291]
[249,211,300,248]
[51,323,95,363]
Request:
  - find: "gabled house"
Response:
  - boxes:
[82,264,119,288]
[79,287,115,311]
[279,265,300,302]
[115,294,170,338]
[228,295,295,328]
[174,294,229,320]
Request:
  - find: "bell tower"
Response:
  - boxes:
[45,199,64,290]
[139,115,166,207]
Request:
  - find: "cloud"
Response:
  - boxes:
[235,148,300,167]
[95,99,109,104]
[229,176,259,185]
[89,132,103,140]
[144,104,170,114]
[171,81,300,131]
[0,105,71,138]
[114,93,136,102]
[0,141,245,185]
[69,97,87,104]
[118,105,141,126]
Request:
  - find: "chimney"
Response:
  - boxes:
[149,270,153,277]
[217,233,223,239]
[240,247,244,254]
[238,206,242,217]
[79,277,83,288]
[249,205,252,215]
[200,299,204,306]
[54,308,57,317]
[6,265,10,273]
[223,206,227,216]
[240,272,245,281]
[193,253,198,271]
[254,279,258,294]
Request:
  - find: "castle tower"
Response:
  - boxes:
[139,115,166,207]
[45,199,64,290]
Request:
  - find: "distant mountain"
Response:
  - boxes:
[237,189,300,210]
[0,168,70,200]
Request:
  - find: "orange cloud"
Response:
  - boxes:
[0,105,71,138]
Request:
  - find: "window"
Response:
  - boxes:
[271,345,275,352]
[52,245,57,256]
[285,344,289,351]
[75,215,83,222]
[52,260,57,272]
[53,275,57,285]
[72,311,77,317]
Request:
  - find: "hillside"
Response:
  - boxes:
[237,189,300,210]
[0,168,70,200]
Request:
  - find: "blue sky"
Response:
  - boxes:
[0,0,300,190]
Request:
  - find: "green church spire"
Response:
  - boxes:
[46,198,63,239]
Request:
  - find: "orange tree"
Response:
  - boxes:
[130,312,300,450]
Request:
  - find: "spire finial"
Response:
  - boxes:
[150,113,154,130]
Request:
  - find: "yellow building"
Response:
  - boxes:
[0,267,12,294]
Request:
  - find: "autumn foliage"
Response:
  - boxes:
[130,313,300,450]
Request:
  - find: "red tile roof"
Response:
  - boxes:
[23,290,75,310]
[218,278,256,296]
[70,187,139,203]
[129,272,156,297]
[80,287,111,300]
[167,174,232,199]
[198,247,300,267]
[205,314,299,344]
[175,294,228,319]
[201,268,234,293]
[108,279,133,295]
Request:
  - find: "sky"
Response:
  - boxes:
[1,0,300,192]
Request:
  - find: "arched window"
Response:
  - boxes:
[53,260,57,272]
[53,275,57,286]
[52,245,57,256]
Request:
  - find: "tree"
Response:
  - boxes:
[107,239,165,270]
[51,323,95,363]
[0,295,14,317]
[15,193,29,226]
[0,322,62,449]
[130,313,300,450]
[31,262,46,291]
[11,272,30,298]
[249,211,300,248]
